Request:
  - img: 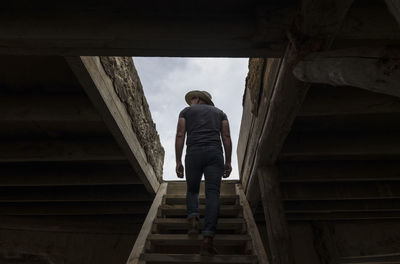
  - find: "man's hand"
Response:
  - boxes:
[176,161,184,178]
[223,162,232,178]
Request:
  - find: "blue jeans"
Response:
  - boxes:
[185,145,224,237]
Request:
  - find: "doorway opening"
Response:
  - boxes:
[133,57,248,181]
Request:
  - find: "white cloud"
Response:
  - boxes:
[133,57,248,181]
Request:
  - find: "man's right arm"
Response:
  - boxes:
[221,120,232,178]
[175,117,186,178]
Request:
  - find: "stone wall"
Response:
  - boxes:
[245,58,265,116]
[99,57,164,180]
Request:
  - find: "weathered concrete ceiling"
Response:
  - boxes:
[0,0,398,57]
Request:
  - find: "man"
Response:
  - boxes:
[175,90,232,256]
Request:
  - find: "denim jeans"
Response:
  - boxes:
[185,145,224,237]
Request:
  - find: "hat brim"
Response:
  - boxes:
[185,91,214,106]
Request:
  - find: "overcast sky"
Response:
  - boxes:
[133,57,249,181]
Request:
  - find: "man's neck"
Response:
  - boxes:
[191,102,206,106]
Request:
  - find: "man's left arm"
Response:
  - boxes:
[175,117,186,178]
[221,119,232,178]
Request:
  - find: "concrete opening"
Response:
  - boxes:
[133,57,248,181]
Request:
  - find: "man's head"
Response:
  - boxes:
[185,90,214,106]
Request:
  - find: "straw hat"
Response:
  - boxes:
[185,90,214,106]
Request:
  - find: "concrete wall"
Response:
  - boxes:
[100,57,164,180]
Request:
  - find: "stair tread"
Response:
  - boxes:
[154,218,245,224]
[149,234,250,239]
[141,253,257,263]
[148,234,251,246]
[160,204,241,209]
[153,217,246,234]
[164,194,238,205]
[164,194,238,198]
[159,204,242,217]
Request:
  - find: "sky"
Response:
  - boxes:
[133,57,249,181]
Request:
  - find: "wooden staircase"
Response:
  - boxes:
[127,182,268,264]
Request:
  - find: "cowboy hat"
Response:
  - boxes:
[185,90,214,106]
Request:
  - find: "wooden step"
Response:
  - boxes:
[164,194,238,205]
[153,218,245,231]
[147,234,251,246]
[159,205,242,217]
[140,253,258,263]
[339,253,400,263]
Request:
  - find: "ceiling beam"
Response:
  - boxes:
[293,47,400,98]
[284,199,400,213]
[278,160,400,183]
[0,201,151,216]
[283,211,400,221]
[281,181,400,201]
[298,85,400,117]
[0,94,101,123]
[0,139,125,163]
[385,0,400,27]
[0,2,397,56]
[0,215,144,235]
[0,163,141,187]
[279,132,400,161]
[0,185,152,202]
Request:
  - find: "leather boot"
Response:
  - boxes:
[187,217,199,235]
[200,236,218,256]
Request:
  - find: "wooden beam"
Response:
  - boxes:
[385,0,400,27]
[0,139,125,162]
[0,201,151,216]
[0,2,398,56]
[0,94,101,122]
[0,56,83,93]
[337,0,400,47]
[239,58,282,191]
[0,185,152,202]
[0,252,52,264]
[66,56,159,194]
[236,184,270,264]
[293,47,400,98]
[0,121,110,140]
[126,182,167,264]
[284,199,400,213]
[258,166,293,264]
[0,9,287,57]
[278,160,400,183]
[0,94,110,139]
[281,182,400,201]
[0,215,144,234]
[310,222,339,264]
[284,211,400,221]
[279,132,400,161]
[0,163,141,187]
[340,253,400,263]
[292,113,400,132]
[298,85,400,117]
